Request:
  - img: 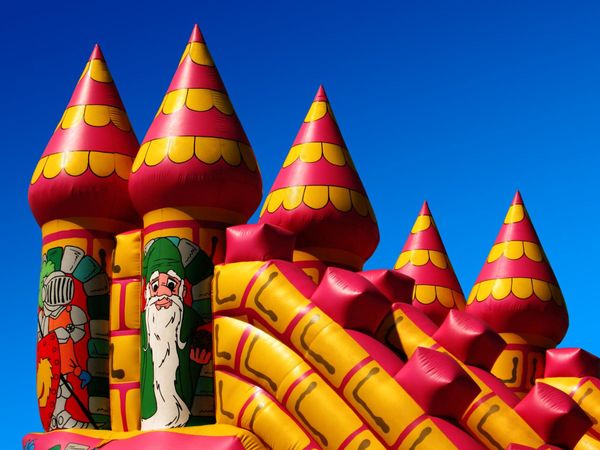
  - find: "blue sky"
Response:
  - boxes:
[3,0,600,445]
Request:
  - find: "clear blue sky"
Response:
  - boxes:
[3,0,600,445]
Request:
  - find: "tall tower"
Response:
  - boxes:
[128,24,262,430]
[28,45,140,430]
[259,85,378,278]
[394,201,465,325]
[465,192,568,396]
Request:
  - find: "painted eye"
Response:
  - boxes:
[151,282,159,292]
[167,279,177,291]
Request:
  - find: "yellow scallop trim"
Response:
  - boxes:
[30,152,133,184]
[178,42,215,66]
[282,142,354,169]
[157,88,234,116]
[259,186,376,222]
[79,59,113,83]
[504,204,525,224]
[467,278,563,306]
[487,241,544,263]
[413,285,465,308]
[131,136,258,173]
[303,101,334,122]
[58,105,132,132]
[411,215,432,233]
[394,250,449,270]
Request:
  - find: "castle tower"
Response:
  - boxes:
[258,85,378,278]
[394,201,465,325]
[466,191,568,396]
[128,24,262,429]
[28,44,140,431]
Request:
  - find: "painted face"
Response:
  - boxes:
[147,271,184,310]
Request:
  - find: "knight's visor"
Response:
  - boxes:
[43,275,74,306]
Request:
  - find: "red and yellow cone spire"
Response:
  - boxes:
[258,85,379,272]
[128,24,261,222]
[29,44,140,227]
[394,201,465,325]
[128,24,263,429]
[466,191,568,395]
[28,44,140,431]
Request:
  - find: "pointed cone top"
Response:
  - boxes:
[419,200,431,216]
[291,85,346,148]
[128,25,262,224]
[314,84,328,101]
[465,193,568,347]
[189,24,205,43]
[512,190,523,206]
[28,45,140,227]
[258,87,379,271]
[394,202,464,325]
[89,43,104,61]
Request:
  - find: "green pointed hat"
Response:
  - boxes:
[143,238,184,281]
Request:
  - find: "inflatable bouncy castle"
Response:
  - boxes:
[24,25,600,450]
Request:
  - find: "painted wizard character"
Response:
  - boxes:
[141,237,214,430]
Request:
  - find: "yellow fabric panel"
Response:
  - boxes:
[283,372,364,450]
[289,307,369,388]
[215,370,313,450]
[215,318,383,449]
[342,430,386,450]
[212,262,267,313]
[113,231,142,279]
[144,226,194,243]
[110,283,122,332]
[399,418,457,450]
[110,334,140,383]
[391,308,437,357]
[214,316,247,370]
[125,388,141,432]
[464,396,544,449]
[491,350,524,388]
[342,360,422,447]
[109,388,124,431]
[245,265,312,334]
[575,434,600,450]
[124,282,141,330]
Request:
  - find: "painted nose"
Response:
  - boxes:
[156,284,172,297]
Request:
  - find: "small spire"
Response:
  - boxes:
[512,190,524,205]
[394,202,465,325]
[419,200,431,216]
[314,84,328,102]
[189,24,205,43]
[89,43,104,61]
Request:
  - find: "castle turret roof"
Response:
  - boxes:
[258,85,379,270]
[394,201,465,324]
[465,191,568,347]
[29,45,139,226]
[128,25,262,224]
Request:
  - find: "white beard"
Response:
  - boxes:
[141,291,190,430]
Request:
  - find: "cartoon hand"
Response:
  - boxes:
[190,347,212,365]
[78,370,91,388]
